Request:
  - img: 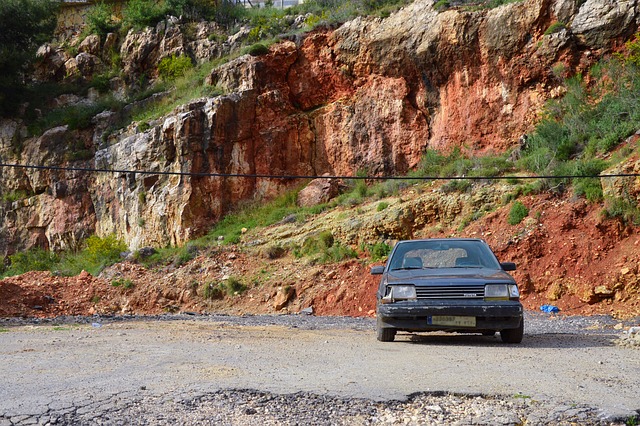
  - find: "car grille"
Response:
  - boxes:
[415,285,485,300]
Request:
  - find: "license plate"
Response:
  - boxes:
[428,316,476,327]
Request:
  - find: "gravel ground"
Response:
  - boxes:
[1,311,639,426]
[45,388,630,426]
[0,309,633,333]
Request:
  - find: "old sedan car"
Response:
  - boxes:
[371,238,523,343]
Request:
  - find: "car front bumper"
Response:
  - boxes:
[377,300,523,331]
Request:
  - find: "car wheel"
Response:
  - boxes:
[500,318,524,343]
[377,326,396,342]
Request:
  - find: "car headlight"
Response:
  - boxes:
[381,285,417,303]
[485,284,509,301]
[508,284,520,299]
[485,284,520,301]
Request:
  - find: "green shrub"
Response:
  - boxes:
[484,0,522,7]
[294,231,356,263]
[158,54,194,81]
[576,180,603,203]
[30,101,111,134]
[319,230,334,247]
[90,74,112,93]
[201,277,247,299]
[205,188,304,245]
[441,179,471,193]
[1,235,127,278]
[373,179,408,198]
[165,0,221,21]
[544,21,566,36]
[122,0,167,29]
[602,197,640,226]
[321,242,357,263]
[572,159,606,203]
[223,276,247,295]
[355,180,369,198]
[377,201,389,211]
[111,278,135,289]
[263,245,286,259]
[520,53,640,181]
[508,201,529,225]
[2,248,59,278]
[0,0,58,115]
[173,242,201,266]
[245,43,270,56]
[434,0,450,11]
[298,231,334,256]
[85,235,126,264]
[622,33,640,68]
[85,1,119,37]
[368,242,391,261]
[304,12,324,28]
[1,190,28,203]
[411,147,512,183]
[58,234,127,276]
[202,282,225,299]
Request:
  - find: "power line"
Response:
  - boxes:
[0,162,639,181]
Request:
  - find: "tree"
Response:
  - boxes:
[0,0,58,115]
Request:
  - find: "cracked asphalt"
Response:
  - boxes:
[0,312,638,425]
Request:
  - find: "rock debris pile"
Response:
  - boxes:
[43,389,627,426]
[615,326,640,348]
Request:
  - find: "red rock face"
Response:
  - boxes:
[2,1,639,254]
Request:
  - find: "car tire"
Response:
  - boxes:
[500,318,524,343]
[377,327,396,342]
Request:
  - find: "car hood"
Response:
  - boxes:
[385,268,515,285]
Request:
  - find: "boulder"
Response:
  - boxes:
[552,0,577,23]
[572,0,638,47]
[103,33,118,56]
[34,44,69,82]
[601,153,640,202]
[75,53,103,77]
[63,57,79,78]
[297,175,343,207]
[79,35,101,55]
[273,286,295,311]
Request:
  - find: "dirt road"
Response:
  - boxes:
[1,313,638,425]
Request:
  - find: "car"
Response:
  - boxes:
[371,238,524,343]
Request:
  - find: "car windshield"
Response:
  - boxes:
[388,240,501,270]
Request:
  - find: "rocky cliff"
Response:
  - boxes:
[1,0,639,256]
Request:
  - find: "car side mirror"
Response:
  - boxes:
[370,266,385,275]
[500,262,516,271]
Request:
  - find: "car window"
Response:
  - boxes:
[389,240,501,270]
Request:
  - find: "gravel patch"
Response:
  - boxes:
[48,389,628,426]
[1,311,638,425]
[1,310,635,334]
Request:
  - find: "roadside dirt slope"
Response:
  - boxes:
[1,192,639,320]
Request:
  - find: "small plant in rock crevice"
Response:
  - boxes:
[111,278,135,289]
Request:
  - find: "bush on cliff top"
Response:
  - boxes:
[85,1,120,37]
[0,0,58,115]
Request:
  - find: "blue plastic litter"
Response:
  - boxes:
[540,304,560,313]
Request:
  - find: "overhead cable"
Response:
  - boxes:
[0,162,638,181]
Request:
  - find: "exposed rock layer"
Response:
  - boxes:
[1,0,639,254]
